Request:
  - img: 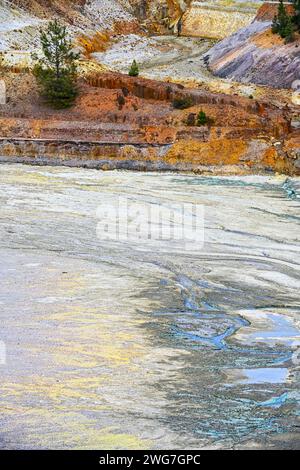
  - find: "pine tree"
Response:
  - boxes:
[33,20,79,109]
[128,60,139,77]
[272,0,290,37]
[293,0,300,31]
[284,15,295,43]
[272,14,279,34]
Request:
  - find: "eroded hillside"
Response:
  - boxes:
[0,1,264,53]
[0,1,298,174]
[207,2,300,89]
[182,0,261,39]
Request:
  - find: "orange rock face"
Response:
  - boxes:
[256,2,295,21]
[77,31,111,57]
[164,138,248,166]
[0,71,298,174]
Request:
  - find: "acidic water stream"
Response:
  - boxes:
[0,164,299,449]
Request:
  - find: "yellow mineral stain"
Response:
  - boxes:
[75,431,151,450]
[165,138,248,166]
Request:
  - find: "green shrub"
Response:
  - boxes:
[129,60,139,77]
[272,0,295,41]
[197,110,208,126]
[293,0,300,32]
[172,96,194,109]
[284,16,295,43]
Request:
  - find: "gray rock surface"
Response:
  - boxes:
[206,20,270,63]
[207,20,300,89]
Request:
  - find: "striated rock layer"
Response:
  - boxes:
[207,2,300,89]
[0,71,299,174]
[182,0,260,40]
[0,134,298,175]
[0,1,298,173]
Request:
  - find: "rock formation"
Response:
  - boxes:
[0,69,298,174]
[206,2,300,88]
[182,0,260,39]
[0,1,298,174]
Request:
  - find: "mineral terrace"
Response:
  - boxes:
[0,0,299,174]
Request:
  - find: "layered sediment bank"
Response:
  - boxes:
[0,132,298,175]
[0,72,299,174]
[182,0,260,39]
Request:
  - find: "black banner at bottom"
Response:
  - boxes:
[0,449,295,467]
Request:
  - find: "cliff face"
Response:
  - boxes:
[182,0,260,40]
[0,1,298,174]
[0,69,299,174]
[0,0,138,52]
[207,2,300,89]
[0,0,196,60]
[1,1,191,31]
[1,1,263,48]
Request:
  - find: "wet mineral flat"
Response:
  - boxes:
[0,164,299,449]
